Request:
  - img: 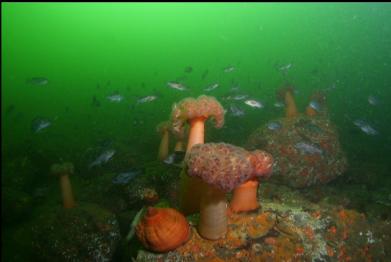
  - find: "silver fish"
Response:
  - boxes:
[26,77,49,86]
[267,121,282,131]
[360,125,379,136]
[309,100,321,112]
[31,117,51,133]
[167,81,187,91]
[353,119,378,135]
[233,94,248,100]
[205,83,219,92]
[223,66,235,73]
[230,85,240,91]
[368,95,379,106]
[294,142,323,155]
[107,94,124,102]
[164,151,185,166]
[89,149,115,168]
[353,120,378,136]
[223,94,248,101]
[274,101,285,108]
[244,99,263,108]
[137,96,157,104]
[353,119,367,128]
[278,63,292,76]
[112,169,142,185]
[279,63,292,71]
[163,153,175,165]
[229,104,245,117]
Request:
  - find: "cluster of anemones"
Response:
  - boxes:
[186,143,273,240]
[141,95,273,252]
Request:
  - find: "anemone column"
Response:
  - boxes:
[277,85,299,118]
[230,150,273,213]
[170,95,225,215]
[186,143,269,240]
[50,162,75,209]
[157,121,171,161]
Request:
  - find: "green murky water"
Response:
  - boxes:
[2,3,391,261]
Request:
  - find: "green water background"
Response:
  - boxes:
[2,3,391,178]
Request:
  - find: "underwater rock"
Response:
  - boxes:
[135,183,389,261]
[31,202,121,261]
[78,160,180,215]
[2,187,32,225]
[126,161,181,208]
[246,115,348,188]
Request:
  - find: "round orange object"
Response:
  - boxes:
[136,207,190,252]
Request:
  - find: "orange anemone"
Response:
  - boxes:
[171,95,225,215]
[230,150,273,213]
[136,207,190,252]
[277,84,299,118]
[230,178,260,213]
[50,162,75,209]
[156,121,171,161]
[186,143,255,240]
